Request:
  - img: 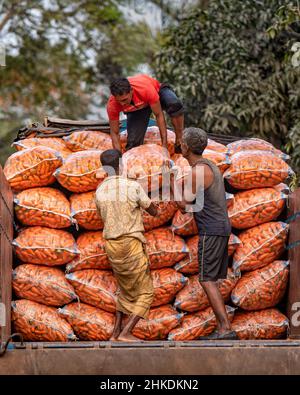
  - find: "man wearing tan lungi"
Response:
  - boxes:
[95,149,158,342]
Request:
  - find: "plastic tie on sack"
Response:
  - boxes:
[53,168,60,177]
[176,313,185,321]
[281,192,289,200]
[288,167,295,177]
[281,153,291,161]
[73,244,81,255]
[65,263,73,274]
[180,275,188,285]
[67,332,78,341]
[167,332,174,341]
[225,152,231,165]
[65,273,74,281]
[225,192,234,201]
[55,151,63,162]
[181,244,189,254]
[231,294,240,305]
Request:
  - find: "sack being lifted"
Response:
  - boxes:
[122,144,170,192]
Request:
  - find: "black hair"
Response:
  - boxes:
[100,149,122,175]
[110,78,131,96]
[182,127,208,155]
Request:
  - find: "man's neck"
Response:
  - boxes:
[186,153,202,167]
[107,169,121,177]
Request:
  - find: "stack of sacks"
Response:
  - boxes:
[167,138,292,341]
[224,139,292,340]
[4,130,292,341]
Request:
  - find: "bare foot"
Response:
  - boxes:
[109,336,119,341]
[117,333,141,342]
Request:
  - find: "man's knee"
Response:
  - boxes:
[165,100,184,118]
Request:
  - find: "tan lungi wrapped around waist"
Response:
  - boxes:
[105,235,153,319]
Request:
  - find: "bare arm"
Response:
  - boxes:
[150,101,168,149]
[145,202,158,217]
[170,165,213,212]
[109,120,122,152]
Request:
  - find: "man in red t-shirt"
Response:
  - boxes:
[106,74,184,152]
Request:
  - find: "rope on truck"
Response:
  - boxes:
[0,333,24,357]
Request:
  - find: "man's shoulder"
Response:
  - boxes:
[128,74,159,87]
[107,95,118,107]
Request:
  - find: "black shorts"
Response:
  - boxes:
[198,235,230,282]
[125,85,184,151]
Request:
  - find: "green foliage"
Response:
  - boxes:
[155,0,300,176]
[0,1,157,116]
[0,0,157,163]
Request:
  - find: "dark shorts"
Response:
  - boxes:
[125,85,184,151]
[198,235,230,282]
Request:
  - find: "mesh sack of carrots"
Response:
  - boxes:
[63,131,113,152]
[228,187,287,229]
[14,187,74,229]
[231,260,289,310]
[145,227,189,269]
[223,150,294,190]
[144,126,176,155]
[231,309,289,340]
[4,146,63,191]
[130,305,184,340]
[203,149,231,173]
[207,139,228,153]
[13,226,79,266]
[227,138,288,158]
[65,269,117,313]
[119,126,176,155]
[122,144,170,192]
[70,192,103,230]
[11,299,77,341]
[13,264,77,307]
[233,221,289,272]
[174,235,199,274]
[151,268,187,307]
[143,200,177,231]
[168,305,235,341]
[58,302,114,341]
[66,231,110,273]
[171,211,198,237]
[54,150,106,193]
[13,137,72,160]
[174,268,240,312]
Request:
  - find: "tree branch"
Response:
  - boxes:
[146,0,180,22]
[0,9,14,32]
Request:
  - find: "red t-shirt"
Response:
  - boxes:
[107,74,161,121]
